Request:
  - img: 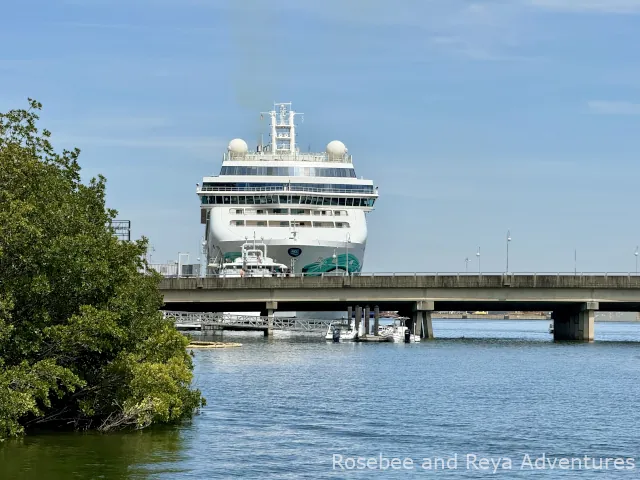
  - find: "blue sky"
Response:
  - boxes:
[2,0,640,273]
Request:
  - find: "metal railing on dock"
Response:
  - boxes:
[163,311,334,333]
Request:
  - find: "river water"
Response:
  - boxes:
[2,320,640,478]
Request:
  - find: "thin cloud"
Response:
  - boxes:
[79,116,173,130]
[53,21,222,35]
[54,135,227,149]
[529,0,640,13]
[587,101,640,115]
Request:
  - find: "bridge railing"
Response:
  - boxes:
[154,270,640,279]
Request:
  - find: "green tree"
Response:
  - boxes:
[0,100,204,439]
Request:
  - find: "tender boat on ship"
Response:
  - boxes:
[214,237,289,278]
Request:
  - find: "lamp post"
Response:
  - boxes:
[635,247,638,275]
[333,249,337,276]
[506,230,511,273]
[465,257,470,273]
[476,247,481,274]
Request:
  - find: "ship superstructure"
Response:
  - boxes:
[196,102,378,276]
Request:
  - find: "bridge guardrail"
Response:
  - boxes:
[152,270,640,279]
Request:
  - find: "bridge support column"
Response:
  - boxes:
[265,301,277,337]
[553,302,597,342]
[414,301,434,339]
[414,311,424,338]
[374,306,380,336]
[364,306,371,335]
[354,305,362,334]
[347,306,353,324]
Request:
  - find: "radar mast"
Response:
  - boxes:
[261,102,303,154]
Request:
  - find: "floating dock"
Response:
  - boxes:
[356,335,391,343]
[187,341,242,349]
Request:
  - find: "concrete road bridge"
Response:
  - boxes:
[159,273,640,341]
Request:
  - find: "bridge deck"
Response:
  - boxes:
[159,274,640,313]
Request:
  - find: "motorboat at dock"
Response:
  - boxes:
[325,320,365,342]
[379,319,421,343]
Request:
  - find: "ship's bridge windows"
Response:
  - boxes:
[295,221,312,228]
[229,208,244,214]
[220,166,357,178]
[335,222,350,228]
[230,220,245,226]
[313,221,335,228]
[203,195,375,207]
[334,210,348,216]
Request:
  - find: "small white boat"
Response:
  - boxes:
[380,319,420,343]
[325,320,364,342]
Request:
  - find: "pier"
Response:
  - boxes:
[164,311,333,335]
[158,273,640,342]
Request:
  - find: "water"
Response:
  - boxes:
[3,320,640,478]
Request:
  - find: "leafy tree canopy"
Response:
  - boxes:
[0,100,204,439]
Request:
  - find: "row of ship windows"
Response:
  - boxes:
[228,208,348,217]
[202,195,376,207]
[220,166,357,178]
[231,220,350,228]
[203,183,374,193]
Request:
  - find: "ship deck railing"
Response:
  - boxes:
[198,186,376,195]
[223,152,352,163]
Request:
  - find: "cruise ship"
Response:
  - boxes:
[196,102,378,277]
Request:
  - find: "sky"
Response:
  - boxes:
[2,0,640,273]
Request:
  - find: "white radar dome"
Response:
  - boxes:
[228,138,248,154]
[326,140,347,156]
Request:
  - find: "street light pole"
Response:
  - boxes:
[506,230,511,273]
[476,247,481,274]
[635,246,638,275]
[465,257,470,273]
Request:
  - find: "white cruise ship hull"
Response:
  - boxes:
[214,241,365,276]
[207,206,368,276]
[210,224,366,320]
